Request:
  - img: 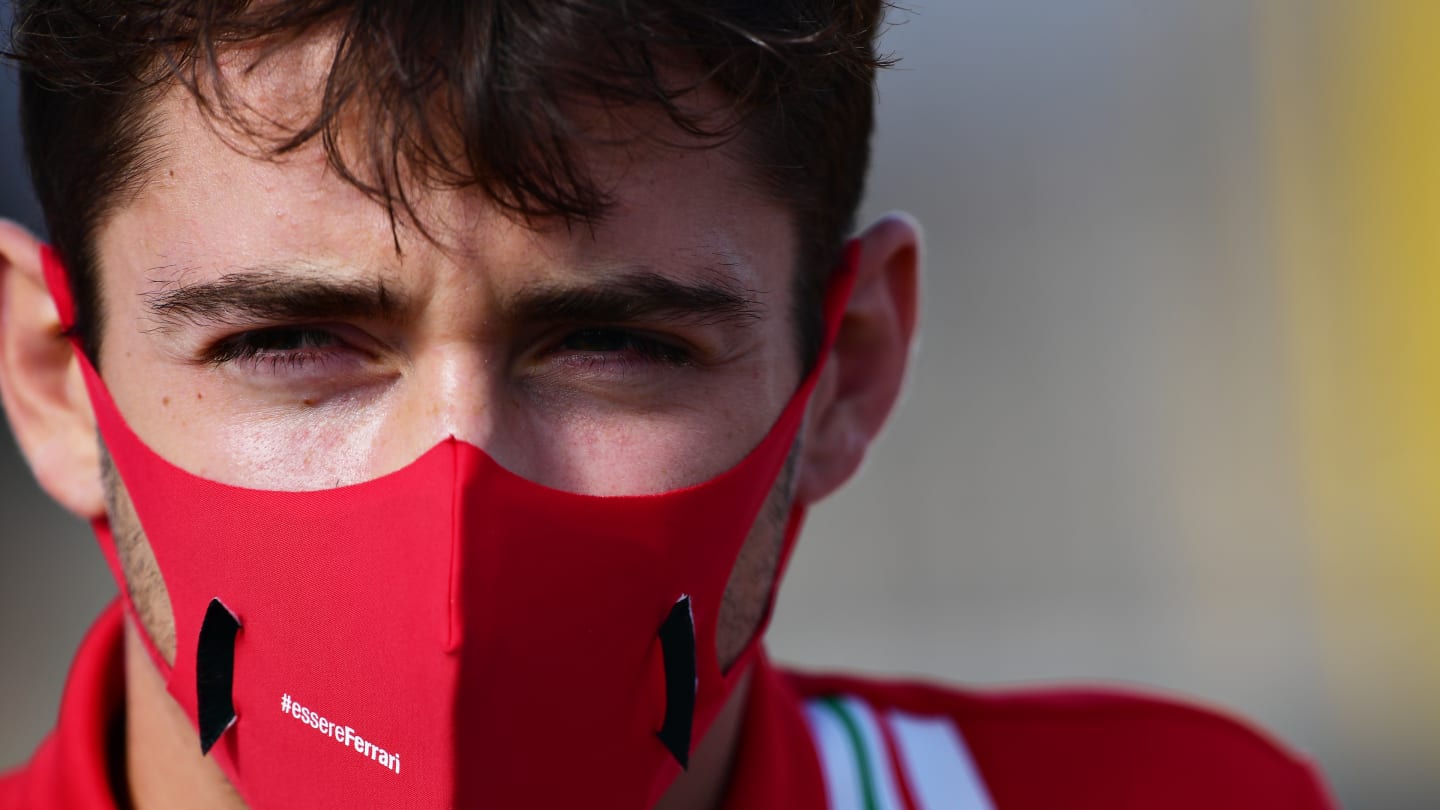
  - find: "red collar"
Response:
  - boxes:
[1,602,126,810]
[719,650,829,809]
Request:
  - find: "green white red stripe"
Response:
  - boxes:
[804,696,995,810]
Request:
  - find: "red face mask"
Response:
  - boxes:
[41,243,857,810]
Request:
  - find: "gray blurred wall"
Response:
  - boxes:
[1,0,128,780]
[1,0,121,769]
[0,2,1415,807]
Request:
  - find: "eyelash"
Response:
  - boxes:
[551,329,692,367]
[204,326,692,374]
[205,327,346,372]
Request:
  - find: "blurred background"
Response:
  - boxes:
[4,1,1437,807]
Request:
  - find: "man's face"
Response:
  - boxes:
[92,43,806,666]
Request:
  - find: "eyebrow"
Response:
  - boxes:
[142,267,405,331]
[141,264,764,331]
[501,270,764,328]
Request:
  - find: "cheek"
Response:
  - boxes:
[510,403,756,496]
[212,398,396,489]
[103,353,400,491]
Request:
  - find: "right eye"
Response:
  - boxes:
[204,326,349,374]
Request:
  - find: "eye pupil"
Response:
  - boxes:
[252,328,335,351]
[563,329,634,353]
[555,329,689,366]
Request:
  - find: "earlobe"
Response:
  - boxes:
[795,213,922,505]
[0,220,106,519]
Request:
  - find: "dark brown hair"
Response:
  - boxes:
[9,0,890,364]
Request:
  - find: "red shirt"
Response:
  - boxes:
[3,603,1337,809]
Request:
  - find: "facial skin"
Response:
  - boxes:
[0,32,920,810]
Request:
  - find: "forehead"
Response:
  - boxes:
[99,33,794,295]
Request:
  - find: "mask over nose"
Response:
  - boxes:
[41,243,858,810]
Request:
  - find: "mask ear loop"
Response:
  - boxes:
[39,244,77,332]
[767,235,862,590]
[718,237,863,684]
[39,244,179,681]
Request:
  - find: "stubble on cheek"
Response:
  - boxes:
[715,441,800,670]
[101,445,179,666]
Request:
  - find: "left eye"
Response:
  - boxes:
[555,329,690,365]
[205,327,344,367]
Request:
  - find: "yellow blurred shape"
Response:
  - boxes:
[1265,0,1440,777]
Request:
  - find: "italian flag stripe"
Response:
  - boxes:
[819,697,884,810]
[886,709,996,810]
[804,695,995,810]
[804,698,867,809]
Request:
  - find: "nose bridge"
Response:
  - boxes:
[402,339,505,450]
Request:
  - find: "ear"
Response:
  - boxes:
[0,220,106,519]
[795,212,922,505]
